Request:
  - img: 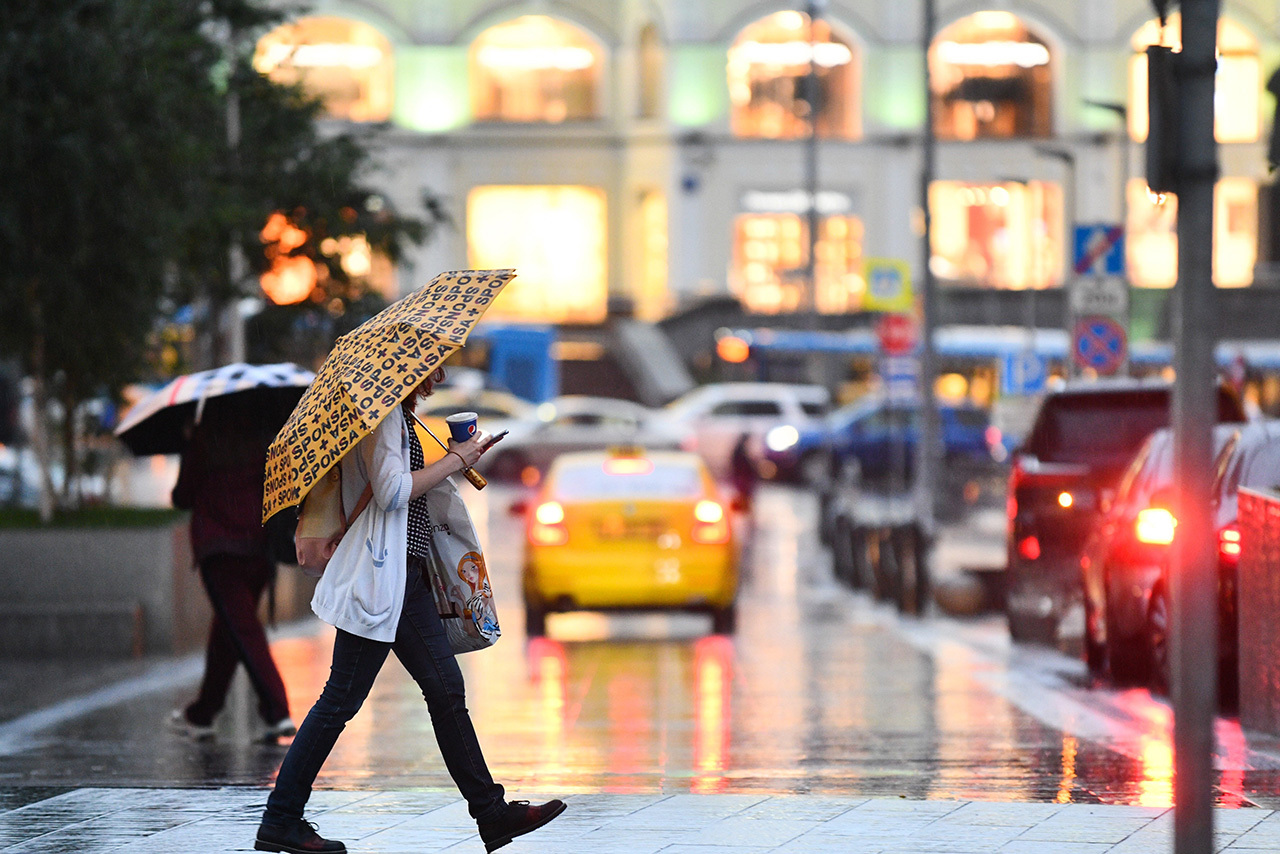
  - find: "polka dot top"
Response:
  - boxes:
[405,409,434,558]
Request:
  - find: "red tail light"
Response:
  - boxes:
[692,499,730,544]
[1135,507,1177,545]
[530,501,568,546]
[1219,523,1242,564]
[1017,535,1041,561]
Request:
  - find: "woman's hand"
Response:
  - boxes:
[448,433,487,469]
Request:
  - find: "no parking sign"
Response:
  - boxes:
[1072,316,1127,375]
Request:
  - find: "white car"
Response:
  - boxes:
[663,382,831,478]
[485,395,692,485]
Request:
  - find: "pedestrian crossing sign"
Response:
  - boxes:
[862,258,913,312]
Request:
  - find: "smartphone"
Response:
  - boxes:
[481,429,509,451]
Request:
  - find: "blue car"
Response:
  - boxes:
[759,395,1000,484]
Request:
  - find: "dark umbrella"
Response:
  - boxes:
[114,362,315,456]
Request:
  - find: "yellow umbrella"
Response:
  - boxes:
[263,269,516,522]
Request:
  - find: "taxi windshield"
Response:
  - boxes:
[553,461,702,500]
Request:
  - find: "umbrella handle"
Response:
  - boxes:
[460,466,488,490]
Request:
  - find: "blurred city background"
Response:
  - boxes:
[7,0,1280,848]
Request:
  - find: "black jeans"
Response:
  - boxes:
[264,560,506,825]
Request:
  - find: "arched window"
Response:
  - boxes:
[930,12,1052,139]
[638,23,663,119]
[470,16,604,122]
[253,17,393,122]
[1129,15,1259,143]
[727,11,860,140]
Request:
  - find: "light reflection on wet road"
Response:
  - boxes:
[4,484,1280,808]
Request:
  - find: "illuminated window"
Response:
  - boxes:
[727,11,860,140]
[637,191,669,320]
[930,12,1052,140]
[467,186,607,323]
[1129,15,1259,143]
[1127,178,1258,288]
[731,200,864,313]
[638,23,663,119]
[470,16,603,122]
[254,17,393,122]
[929,181,1063,288]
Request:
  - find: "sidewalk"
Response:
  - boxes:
[1,787,1277,853]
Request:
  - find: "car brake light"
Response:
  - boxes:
[1135,507,1177,545]
[1018,535,1040,560]
[692,500,729,544]
[1057,491,1073,508]
[530,501,568,546]
[1219,524,1242,563]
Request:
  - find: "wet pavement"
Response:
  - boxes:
[6,484,1280,849]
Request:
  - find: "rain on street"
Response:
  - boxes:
[3,484,1280,810]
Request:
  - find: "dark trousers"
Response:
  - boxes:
[186,553,290,727]
[264,561,506,825]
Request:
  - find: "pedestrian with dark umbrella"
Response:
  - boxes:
[168,404,295,743]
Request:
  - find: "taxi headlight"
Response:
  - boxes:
[766,425,800,452]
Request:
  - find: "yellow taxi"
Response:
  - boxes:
[515,447,739,636]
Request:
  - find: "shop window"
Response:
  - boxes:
[1129,15,1259,144]
[470,16,603,122]
[638,23,663,119]
[727,11,860,140]
[637,191,669,320]
[929,180,1063,288]
[1127,178,1258,287]
[731,207,865,313]
[930,12,1052,140]
[254,17,393,122]
[467,186,607,322]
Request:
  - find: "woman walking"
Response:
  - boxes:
[255,368,564,854]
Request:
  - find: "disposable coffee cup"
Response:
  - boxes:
[446,411,479,443]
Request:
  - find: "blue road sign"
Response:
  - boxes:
[1073,224,1125,276]
[1072,316,1127,374]
[1000,350,1049,396]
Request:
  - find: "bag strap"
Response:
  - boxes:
[341,484,374,534]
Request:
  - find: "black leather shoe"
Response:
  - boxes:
[254,818,346,854]
[478,799,567,852]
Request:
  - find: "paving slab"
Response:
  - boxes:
[0,788,1273,854]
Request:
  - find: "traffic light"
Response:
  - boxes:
[1146,44,1179,194]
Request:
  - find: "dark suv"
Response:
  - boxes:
[1005,378,1246,645]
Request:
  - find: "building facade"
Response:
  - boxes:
[253,0,1280,336]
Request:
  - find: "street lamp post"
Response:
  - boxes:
[803,0,827,314]
[1035,146,1079,376]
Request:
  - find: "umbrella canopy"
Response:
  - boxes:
[263,269,516,522]
[114,362,315,456]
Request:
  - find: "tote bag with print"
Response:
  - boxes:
[422,476,500,654]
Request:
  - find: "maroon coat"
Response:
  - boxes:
[171,408,270,564]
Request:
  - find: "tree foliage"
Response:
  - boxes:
[0,0,433,513]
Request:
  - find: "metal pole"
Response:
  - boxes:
[804,0,825,313]
[915,0,939,561]
[1170,1,1220,852]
